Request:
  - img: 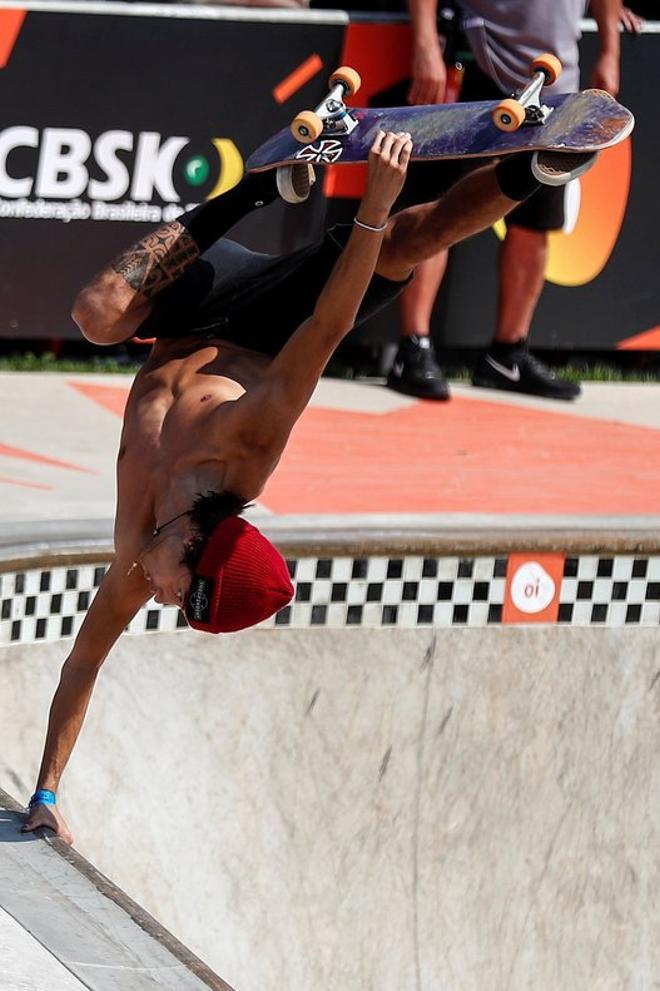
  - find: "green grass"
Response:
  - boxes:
[0,352,658,383]
[0,351,140,374]
[555,363,660,384]
[444,364,660,385]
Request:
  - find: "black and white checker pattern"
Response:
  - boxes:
[0,564,186,646]
[559,555,660,626]
[272,555,507,629]
[1,554,659,646]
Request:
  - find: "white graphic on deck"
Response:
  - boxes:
[511,561,556,614]
[295,139,344,165]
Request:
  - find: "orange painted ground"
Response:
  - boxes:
[0,443,92,474]
[71,381,660,516]
[261,398,660,515]
[68,380,129,417]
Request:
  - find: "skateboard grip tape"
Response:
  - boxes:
[495,152,540,202]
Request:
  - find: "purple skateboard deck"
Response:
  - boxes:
[246,90,634,172]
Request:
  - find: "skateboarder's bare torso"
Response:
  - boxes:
[116,336,279,567]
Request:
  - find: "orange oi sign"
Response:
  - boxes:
[503,553,565,624]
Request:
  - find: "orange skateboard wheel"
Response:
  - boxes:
[291,110,323,144]
[492,98,526,132]
[531,53,562,85]
[329,66,361,98]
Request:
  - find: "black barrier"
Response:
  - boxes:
[0,6,658,352]
[0,4,342,339]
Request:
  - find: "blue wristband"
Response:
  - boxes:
[29,789,56,808]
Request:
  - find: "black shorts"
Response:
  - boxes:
[395,59,566,232]
[137,225,409,355]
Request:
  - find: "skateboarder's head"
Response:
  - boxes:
[138,491,293,631]
[181,494,293,634]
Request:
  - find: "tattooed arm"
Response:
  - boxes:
[72,220,199,345]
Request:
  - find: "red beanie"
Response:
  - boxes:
[184,517,294,633]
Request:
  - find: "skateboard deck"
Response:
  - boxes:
[246,90,634,173]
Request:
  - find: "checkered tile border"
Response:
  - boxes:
[0,554,658,646]
[558,555,660,627]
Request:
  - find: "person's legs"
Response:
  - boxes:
[381,151,592,401]
[399,251,448,336]
[495,225,547,343]
[387,252,450,399]
[472,182,582,401]
[387,55,505,400]
[376,161,523,282]
[380,154,543,400]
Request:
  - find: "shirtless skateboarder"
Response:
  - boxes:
[21,131,593,842]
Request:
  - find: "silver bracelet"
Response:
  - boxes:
[353,216,387,233]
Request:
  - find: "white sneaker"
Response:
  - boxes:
[276,163,316,204]
[531,149,598,186]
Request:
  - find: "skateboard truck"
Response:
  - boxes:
[290,67,361,144]
[492,53,562,132]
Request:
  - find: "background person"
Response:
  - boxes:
[387,0,628,402]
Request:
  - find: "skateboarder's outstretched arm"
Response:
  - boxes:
[20,558,150,844]
[225,131,412,451]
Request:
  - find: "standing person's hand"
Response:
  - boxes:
[620,6,644,33]
[408,42,447,105]
[358,132,414,227]
[22,802,74,845]
[590,51,619,96]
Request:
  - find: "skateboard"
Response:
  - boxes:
[246,57,634,173]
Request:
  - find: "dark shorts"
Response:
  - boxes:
[395,59,566,232]
[137,225,409,355]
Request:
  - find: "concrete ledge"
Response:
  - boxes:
[0,788,235,991]
[1,515,659,571]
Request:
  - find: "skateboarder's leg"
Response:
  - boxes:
[375,158,528,282]
[376,149,596,281]
[74,170,309,346]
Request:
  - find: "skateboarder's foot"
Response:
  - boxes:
[472,340,581,401]
[386,335,450,401]
[532,150,598,187]
[276,163,316,204]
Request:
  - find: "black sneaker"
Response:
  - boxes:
[472,343,581,400]
[386,335,450,400]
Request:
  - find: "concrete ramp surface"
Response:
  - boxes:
[0,790,234,991]
[1,625,659,990]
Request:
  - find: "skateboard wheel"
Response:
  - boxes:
[329,66,361,98]
[291,110,323,144]
[492,98,526,132]
[531,53,562,85]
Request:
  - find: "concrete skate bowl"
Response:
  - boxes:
[1,518,659,991]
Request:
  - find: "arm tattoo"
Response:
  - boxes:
[110,222,199,298]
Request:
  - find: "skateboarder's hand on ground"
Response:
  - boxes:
[358,131,413,228]
[22,802,74,845]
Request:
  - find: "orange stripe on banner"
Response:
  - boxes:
[273,54,323,105]
[325,22,413,199]
[324,162,367,199]
[0,9,26,70]
[617,326,660,350]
